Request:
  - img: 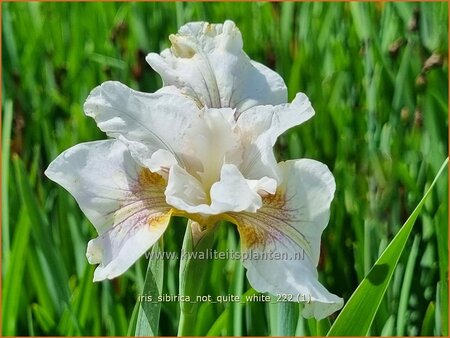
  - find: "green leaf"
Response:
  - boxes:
[66,264,96,333]
[31,304,56,333]
[268,301,299,336]
[206,309,228,336]
[436,280,448,336]
[27,249,57,323]
[396,234,420,335]
[229,261,244,336]
[380,315,395,336]
[327,157,448,336]
[1,100,13,261]
[316,317,332,336]
[127,300,140,336]
[15,155,71,313]
[349,2,371,41]
[421,302,435,336]
[135,239,164,336]
[178,220,216,336]
[434,201,448,335]
[2,205,31,335]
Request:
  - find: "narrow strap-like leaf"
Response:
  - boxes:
[135,239,164,336]
[327,157,448,336]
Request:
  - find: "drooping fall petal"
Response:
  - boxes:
[229,159,343,319]
[45,140,171,281]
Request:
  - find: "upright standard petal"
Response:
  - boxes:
[146,20,287,111]
[181,107,241,188]
[237,92,315,182]
[83,81,199,173]
[229,159,343,319]
[45,140,171,281]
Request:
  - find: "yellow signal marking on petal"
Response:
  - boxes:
[229,188,314,260]
[137,168,166,189]
[171,209,232,230]
[262,189,286,208]
[169,35,196,58]
[112,169,171,232]
[148,210,173,229]
[237,223,266,249]
[205,23,214,33]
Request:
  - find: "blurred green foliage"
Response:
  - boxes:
[2,2,448,336]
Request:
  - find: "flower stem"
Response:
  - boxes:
[177,220,216,336]
[177,307,197,336]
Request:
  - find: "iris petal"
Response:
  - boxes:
[45,140,170,280]
[146,20,287,111]
[229,159,343,319]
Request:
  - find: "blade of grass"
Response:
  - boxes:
[135,239,164,336]
[127,298,141,336]
[26,306,35,336]
[31,304,56,333]
[15,155,71,313]
[269,301,299,336]
[1,100,14,262]
[194,303,216,336]
[27,247,57,320]
[381,315,395,336]
[396,234,420,335]
[2,3,20,72]
[421,302,435,335]
[435,280,448,336]
[70,264,96,333]
[1,204,31,335]
[316,317,331,336]
[434,200,448,335]
[327,157,448,336]
[230,261,244,336]
[267,300,278,336]
[206,310,228,336]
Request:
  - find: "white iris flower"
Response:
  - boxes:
[45,20,343,320]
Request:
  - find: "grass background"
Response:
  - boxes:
[2,1,448,336]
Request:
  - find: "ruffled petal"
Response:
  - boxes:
[164,164,209,213]
[165,164,276,215]
[182,107,242,187]
[86,210,171,281]
[146,20,287,111]
[209,164,275,213]
[229,159,343,319]
[83,81,199,173]
[237,92,315,182]
[45,140,171,280]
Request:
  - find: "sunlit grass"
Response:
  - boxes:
[2,2,448,336]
